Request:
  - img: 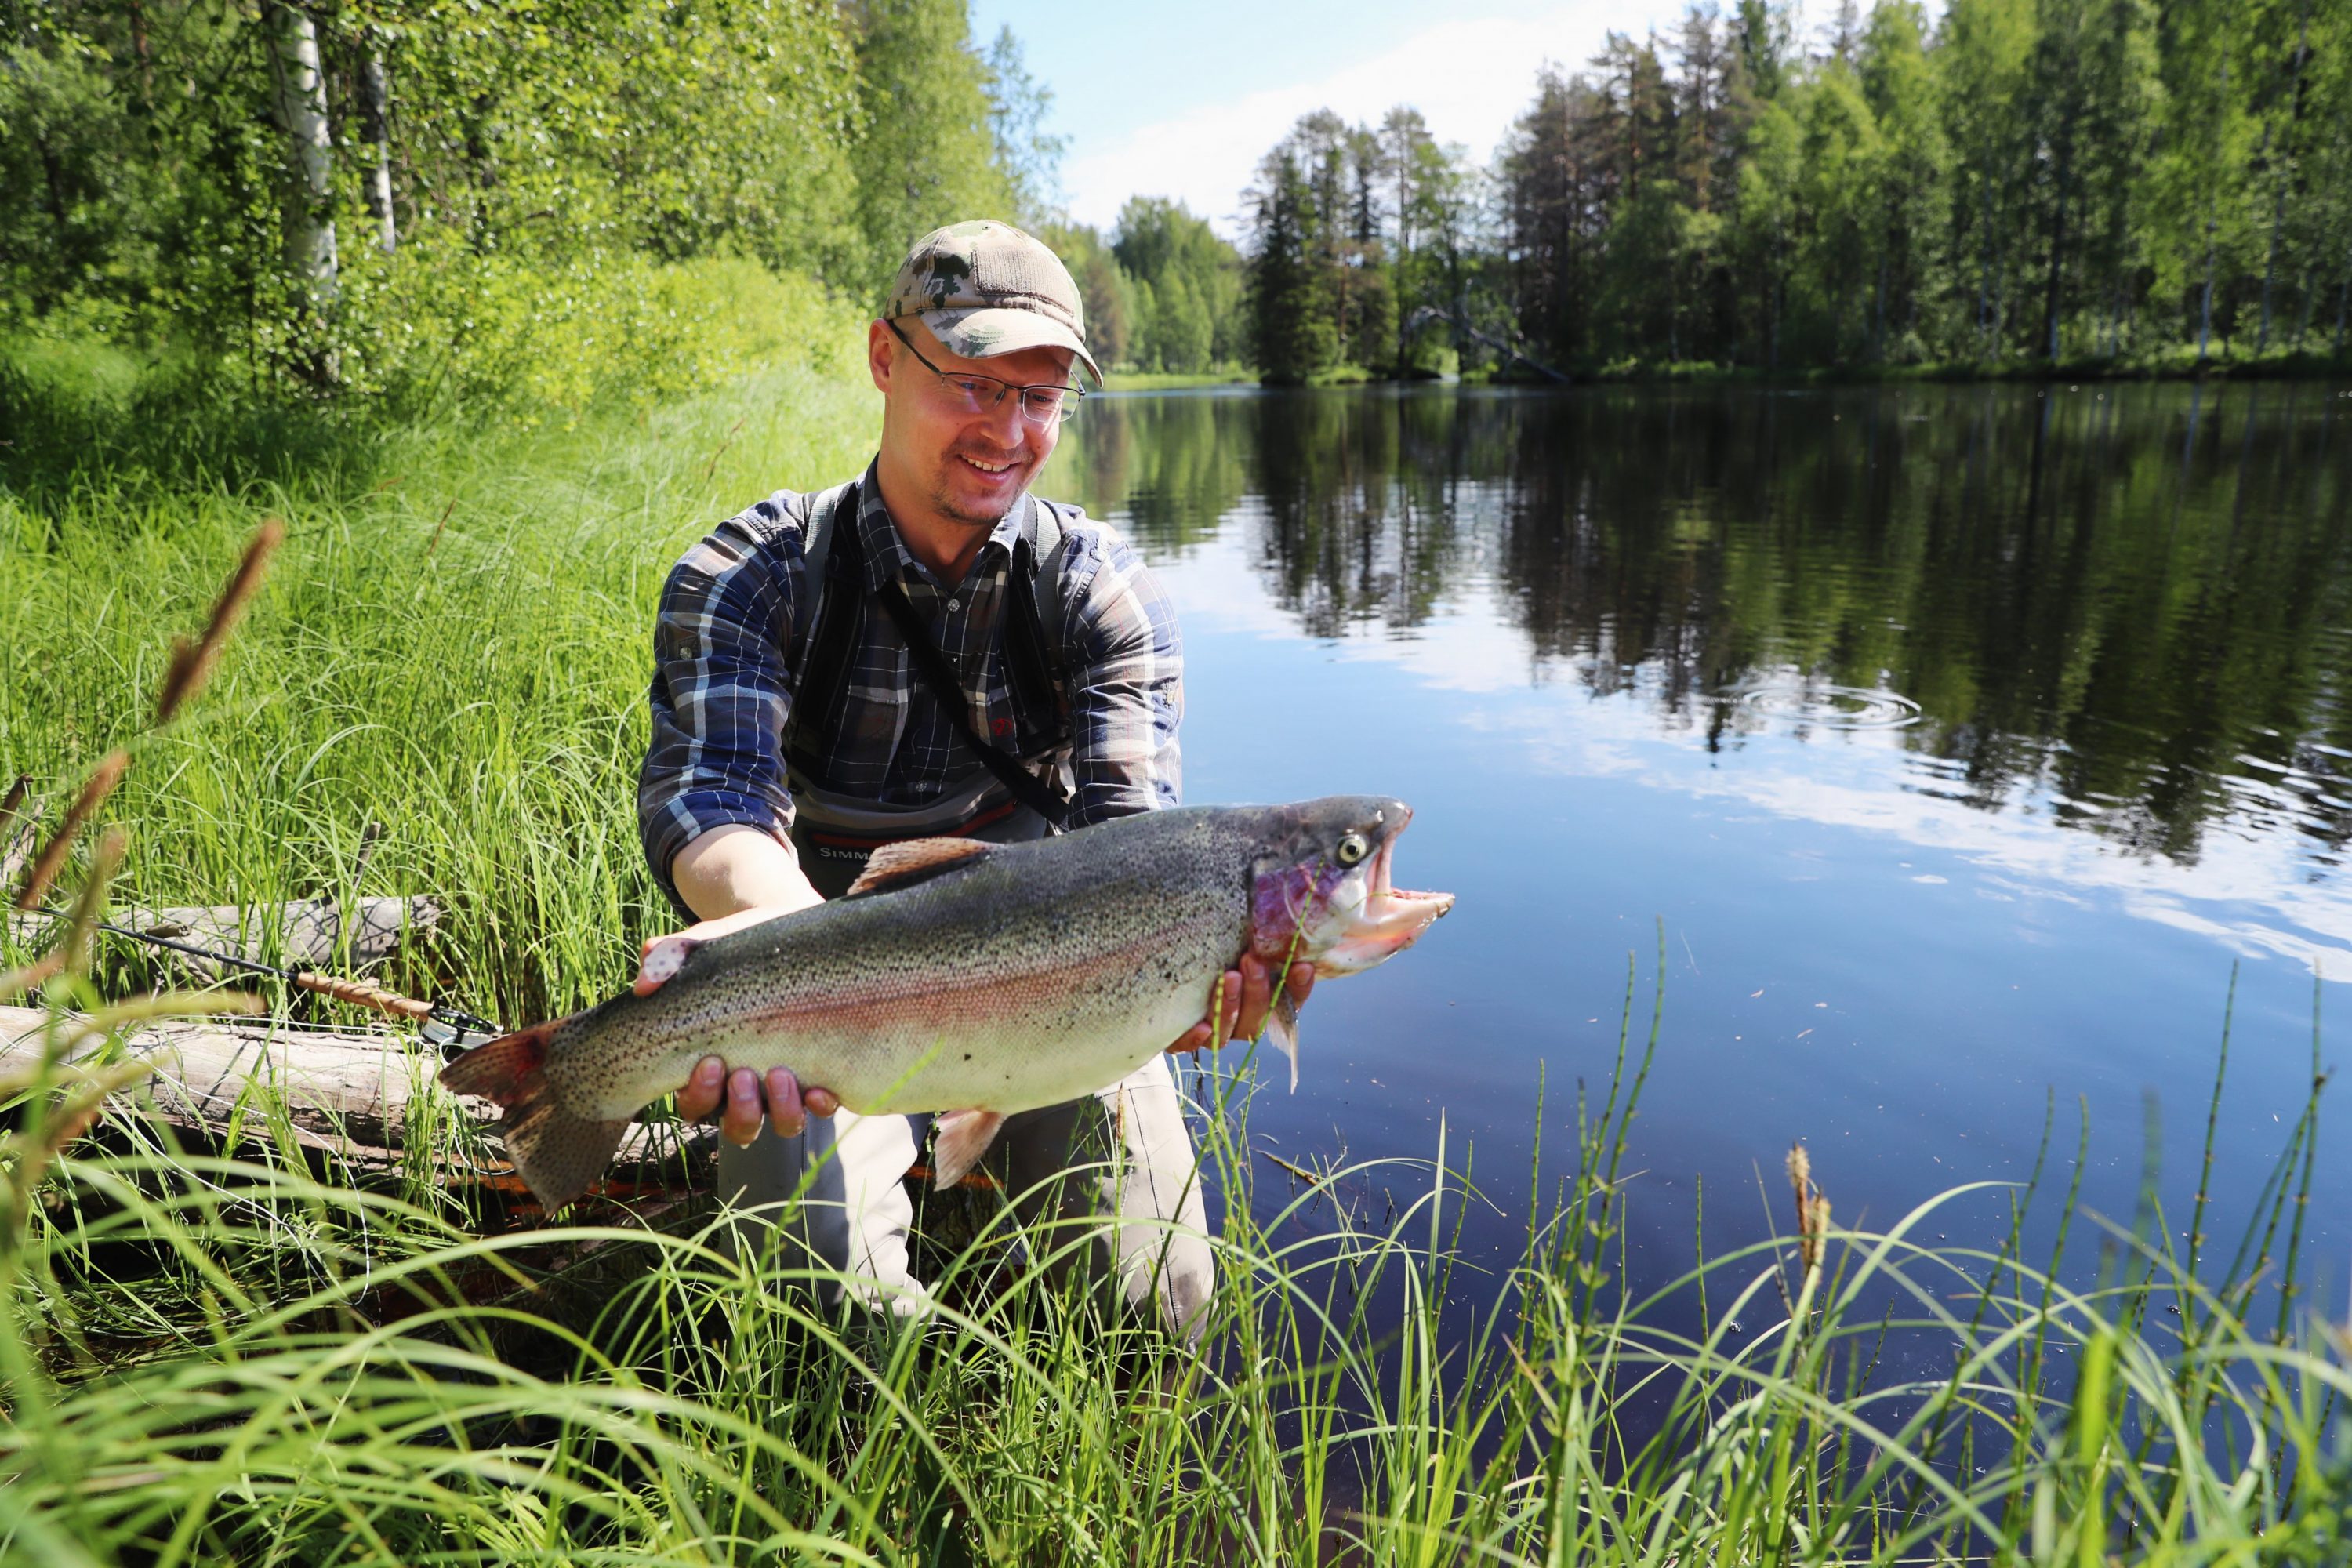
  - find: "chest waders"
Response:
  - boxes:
[715,482,1215,1339]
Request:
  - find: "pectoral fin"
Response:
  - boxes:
[637,935,700,988]
[931,1109,1007,1189]
[1265,990,1301,1092]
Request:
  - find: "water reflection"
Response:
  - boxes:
[1069,383,2352,878]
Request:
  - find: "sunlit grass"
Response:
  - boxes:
[0,349,877,1022]
[2,948,2343,1563]
[2,354,2346,1563]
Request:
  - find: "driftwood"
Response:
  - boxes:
[7,895,441,981]
[0,1005,703,1176]
[0,790,47,889]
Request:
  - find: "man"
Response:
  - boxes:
[633,220,1310,1335]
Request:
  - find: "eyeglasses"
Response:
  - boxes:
[887,320,1087,425]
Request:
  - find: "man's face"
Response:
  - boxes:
[869,318,1073,530]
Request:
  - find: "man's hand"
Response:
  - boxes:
[1167,953,1315,1056]
[637,902,839,1146]
[653,829,837,1145]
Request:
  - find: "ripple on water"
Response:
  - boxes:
[1732,681,1923,732]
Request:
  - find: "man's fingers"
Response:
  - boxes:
[1167,1021,1214,1056]
[1233,954,1274,1040]
[678,1056,725,1120]
[764,1067,807,1138]
[720,1067,764,1145]
[1284,961,1316,1005]
[678,1056,833,1135]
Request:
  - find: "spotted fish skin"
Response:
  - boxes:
[441,797,1454,1210]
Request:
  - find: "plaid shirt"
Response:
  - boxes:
[639,463,1183,909]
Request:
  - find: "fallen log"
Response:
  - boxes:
[7,895,440,981]
[0,1005,705,1175]
[11,902,442,973]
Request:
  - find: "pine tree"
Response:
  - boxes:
[1247,149,1338,383]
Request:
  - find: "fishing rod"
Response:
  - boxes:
[17,906,506,1057]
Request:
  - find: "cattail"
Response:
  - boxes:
[1788,1140,1831,1275]
[0,950,64,1002]
[154,517,285,725]
[15,751,129,912]
[59,826,129,977]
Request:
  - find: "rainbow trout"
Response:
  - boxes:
[441,797,1453,1210]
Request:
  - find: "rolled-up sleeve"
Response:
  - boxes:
[637,507,800,912]
[1058,531,1183,826]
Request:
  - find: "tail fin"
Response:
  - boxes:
[439,1022,629,1212]
[439,1022,554,1105]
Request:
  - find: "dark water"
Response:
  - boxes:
[1057,380,2352,1307]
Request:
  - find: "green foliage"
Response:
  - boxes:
[981,24,1065,229]
[1245,147,1340,384]
[1251,0,2352,378]
[0,0,1059,408]
[1111,198,1243,372]
[0,298,873,1022]
[845,0,1014,293]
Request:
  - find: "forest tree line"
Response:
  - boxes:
[1243,0,2352,381]
[0,0,1093,404]
[0,0,1255,403]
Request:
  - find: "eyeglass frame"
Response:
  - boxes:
[884,319,1089,425]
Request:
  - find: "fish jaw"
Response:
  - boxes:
[1313,837,1456,976]
[1249,800,1456,978]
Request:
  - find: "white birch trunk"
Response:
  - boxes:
[267,0,340,310]
[360,41,396,255]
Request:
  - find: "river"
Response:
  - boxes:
[1055,379,2351,1307]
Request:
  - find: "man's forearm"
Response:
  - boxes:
[670,823,824,921]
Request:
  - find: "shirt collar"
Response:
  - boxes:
[853,459,1032,594]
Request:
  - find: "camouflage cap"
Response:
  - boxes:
[883,220,1101,386]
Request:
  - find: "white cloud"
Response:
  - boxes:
[1061,5,1681,235]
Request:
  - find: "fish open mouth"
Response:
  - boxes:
[1318,825,1457,976]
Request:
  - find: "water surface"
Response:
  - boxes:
[1056,381,2351,1298]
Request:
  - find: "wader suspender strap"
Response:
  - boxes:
[872,564,1071,833]
[782,480,862,783]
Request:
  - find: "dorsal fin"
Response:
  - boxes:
[844,837,993,897]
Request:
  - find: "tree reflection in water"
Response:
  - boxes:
[1065,382,2352,874]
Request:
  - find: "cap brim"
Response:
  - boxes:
[923,307,1102,387]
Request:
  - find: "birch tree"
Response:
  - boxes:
[264,0,339,375]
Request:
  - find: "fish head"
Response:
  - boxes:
[1248,796,1456,978]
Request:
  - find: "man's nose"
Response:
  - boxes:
[972,390,1029,445]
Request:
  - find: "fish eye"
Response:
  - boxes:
[1336,833,1370,866]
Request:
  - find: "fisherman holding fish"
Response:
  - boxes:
[629,221,1316,1334]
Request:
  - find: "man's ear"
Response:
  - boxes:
[867,319,895,394]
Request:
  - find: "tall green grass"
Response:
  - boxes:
[1,938,2343,1563]
[2,347,2346,1563]
[2,313,874,1022]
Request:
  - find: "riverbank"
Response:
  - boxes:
[1100,367,1257,392]
[2,356,2346,1561]
[1486,347,2352,387]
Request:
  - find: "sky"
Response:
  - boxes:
[968,0,1695,238]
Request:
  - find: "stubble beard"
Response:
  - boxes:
[929,446,1029,528]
